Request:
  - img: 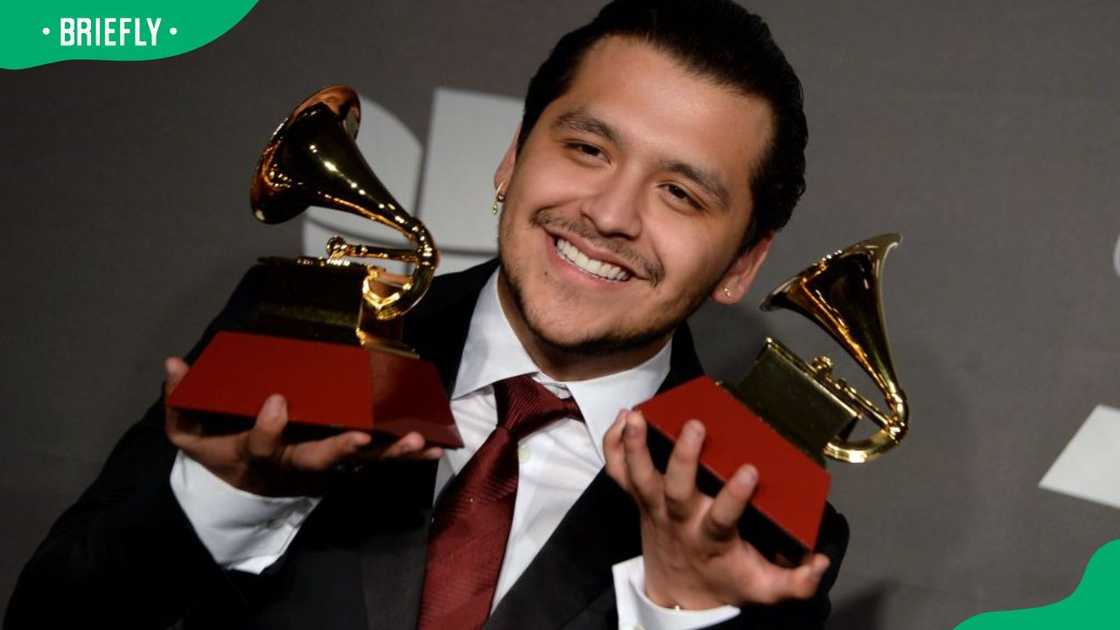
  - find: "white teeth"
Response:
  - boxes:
[555,238,631,281]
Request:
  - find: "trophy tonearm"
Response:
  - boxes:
[249,85,439,348]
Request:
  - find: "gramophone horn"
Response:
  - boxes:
[250,85,439,328]
[746,234,909,464]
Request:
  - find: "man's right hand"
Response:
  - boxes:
[163,356,443,497]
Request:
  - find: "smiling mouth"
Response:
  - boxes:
[554,237,633,282]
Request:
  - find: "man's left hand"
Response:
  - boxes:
[603,409,830,610]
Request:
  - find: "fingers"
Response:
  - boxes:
[621,410,663,511]
[350,433,445,462]
[663,419,704,521]
[412,446,445,461]
[377,432,444,461]
[165,363,445,494]
[286,431,372,471]
[702,464,757,542]
[748,552,830,604]
[603,410,631,492]
[245,394,290,461]
[603,406,831,608]
[607,412,705,522]
[380,431,426,458]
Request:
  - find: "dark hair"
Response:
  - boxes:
[518,0,807,250]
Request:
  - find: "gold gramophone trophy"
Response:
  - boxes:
[638,234,908,557]
[168,85,462,448]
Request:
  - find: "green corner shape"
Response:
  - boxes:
[955,539,1120,629]
[2,1,259,70]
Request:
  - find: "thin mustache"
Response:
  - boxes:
[531,210,663,284]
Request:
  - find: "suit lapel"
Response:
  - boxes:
[486,326,705,630]
[357,260,498,630]
[351,461,437,630]
[485,472,640,630]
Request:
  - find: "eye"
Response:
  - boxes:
[566,142,606,161]
[662,183,702,210]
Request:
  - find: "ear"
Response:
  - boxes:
[710,236,773,304]
[494,124,521,191]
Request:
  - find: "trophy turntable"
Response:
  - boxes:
[168,86,462,449]
[639,234,909,558]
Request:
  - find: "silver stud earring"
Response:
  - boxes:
[491,181,507,215]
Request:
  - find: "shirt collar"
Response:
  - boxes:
[452,270,673,464]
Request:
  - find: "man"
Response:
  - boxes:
[7,1,847,628]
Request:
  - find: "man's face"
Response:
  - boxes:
[497,37,775,356]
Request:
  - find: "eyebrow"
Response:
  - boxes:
[552,108,732,211]
[658,159,732,211]
[551,109,624,149]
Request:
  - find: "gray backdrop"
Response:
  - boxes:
[2,1,1118,628]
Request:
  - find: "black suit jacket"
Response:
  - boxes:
[7,260,848,629]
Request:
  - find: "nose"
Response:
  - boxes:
[581,169,644,240]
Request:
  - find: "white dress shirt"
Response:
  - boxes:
[171,269,739,628]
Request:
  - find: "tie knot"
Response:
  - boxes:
[491,374,582,441]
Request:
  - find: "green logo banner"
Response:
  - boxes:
[1,1,258,70]
[955,539,1120,629]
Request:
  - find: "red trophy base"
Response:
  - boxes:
[167,331,463,449]
[637,376,829,554]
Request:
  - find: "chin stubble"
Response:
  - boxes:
[496,206,723,358]
[498,249,712,358]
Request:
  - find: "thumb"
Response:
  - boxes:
[245,394,288,461]
[163,357,198,446]
[163,357,189,397]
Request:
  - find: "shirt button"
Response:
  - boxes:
[518,445,530,463]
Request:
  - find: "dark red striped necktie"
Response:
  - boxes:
[416,374,583,630]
